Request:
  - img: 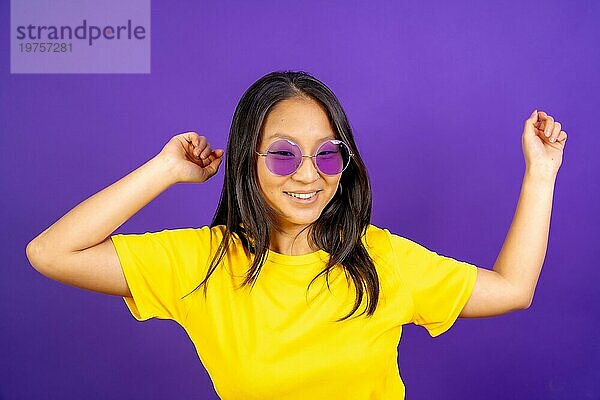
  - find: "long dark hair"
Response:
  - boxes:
[182,70,378,321]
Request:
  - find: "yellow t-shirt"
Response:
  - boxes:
[110,224,477,399]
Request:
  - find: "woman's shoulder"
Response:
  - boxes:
[363,223,391,240]
[361,224,395,256]
[143,224,225,238]
[188,225,240,246]
[126,225,233,249]
[367,223,429,244]
[362,224,418,256]
[362,223,396,245]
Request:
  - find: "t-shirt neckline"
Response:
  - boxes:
[265,248,330,266]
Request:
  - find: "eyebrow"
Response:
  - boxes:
[267,132,336,142]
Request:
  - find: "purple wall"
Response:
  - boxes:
[2,1,599,398]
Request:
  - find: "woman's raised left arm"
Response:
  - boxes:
[460,110,568,318]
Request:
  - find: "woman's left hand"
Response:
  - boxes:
[522,109,568,178]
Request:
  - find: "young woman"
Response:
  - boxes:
[26,71,567,399]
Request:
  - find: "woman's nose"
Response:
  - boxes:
[292,156,320,181]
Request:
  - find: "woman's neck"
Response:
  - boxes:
[268,225,319,256]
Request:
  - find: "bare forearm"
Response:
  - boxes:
[460,110,566,318]
[30,155,177,254]
[493,169,557,304]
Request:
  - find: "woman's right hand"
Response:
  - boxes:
[156,131,225,184]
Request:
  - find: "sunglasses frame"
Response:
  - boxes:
[255,138,354,176]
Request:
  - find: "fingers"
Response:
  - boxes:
[207,151,224,172]
[199,150,225,178]
[528,109,538,123]
[527,110,566,144]
[187,134,209,159]
[556,130,567,143]
[544,115,555,138]
[213,149,225,158]
[531,110,548,132]
[182,131,200,147]
[178,132,225,162]
[550,121,561,143]
[199,137,212,159]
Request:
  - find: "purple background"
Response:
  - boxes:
[2,1,599,399]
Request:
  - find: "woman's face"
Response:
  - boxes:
[256,97,342,231]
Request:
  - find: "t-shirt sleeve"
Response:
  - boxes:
[110,226,214,323]
[388,230,478,337]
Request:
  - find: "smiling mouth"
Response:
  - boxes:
[284,191,320,199]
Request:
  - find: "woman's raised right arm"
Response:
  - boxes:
[25,132,224,297]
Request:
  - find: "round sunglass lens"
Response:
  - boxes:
[315,140,350,175]
[265,140,301,175]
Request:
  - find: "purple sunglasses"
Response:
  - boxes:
[255,138,354,176]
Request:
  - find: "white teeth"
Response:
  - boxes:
[286,192,317,199]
